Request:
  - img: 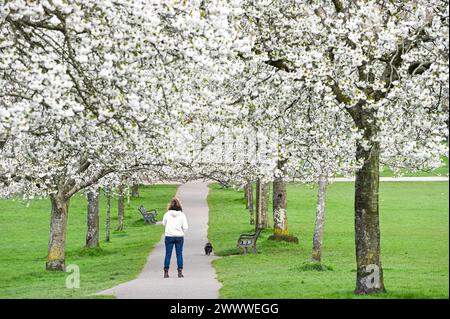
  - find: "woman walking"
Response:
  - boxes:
[162,198,188,278]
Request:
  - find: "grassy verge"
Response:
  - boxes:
[0,184,178,298]
[208,182,449,298]
[380,157,448,177]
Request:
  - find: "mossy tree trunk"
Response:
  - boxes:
[273,177,288,236]
[86,189,100,248]
[354,114,385,295]
[44,167,113,271]
[312,176,327,262]
[105,188,111,242]
[46,192,70,271]
[116,185,125,231]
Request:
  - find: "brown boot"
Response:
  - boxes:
[164,268,169,278]
[177,269,184,278]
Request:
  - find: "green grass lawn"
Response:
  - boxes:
[0,184,177,299]
[208,182,449,298]
[380,157,448,177]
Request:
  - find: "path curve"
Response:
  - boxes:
[96,180,221,299]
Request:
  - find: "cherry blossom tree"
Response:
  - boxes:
[0,0,248,270]
[225,0,448,294]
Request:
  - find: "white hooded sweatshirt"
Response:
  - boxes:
[162,210,189,237]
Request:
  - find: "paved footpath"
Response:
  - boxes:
[96,180,221,299]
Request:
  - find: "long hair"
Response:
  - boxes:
[167,198,183,211]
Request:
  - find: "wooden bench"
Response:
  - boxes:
[237,226,263,254]
[138,205,158,224]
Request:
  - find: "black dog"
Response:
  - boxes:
[204,242,213,256]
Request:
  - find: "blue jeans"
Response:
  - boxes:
[164,236,184,270]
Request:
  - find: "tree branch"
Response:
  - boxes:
[332,0,345,13]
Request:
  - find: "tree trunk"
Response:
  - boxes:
[244,183,249,205]
[312,177,327,263]
[247,182,255,225]
[255,179,261,228]
[273,177,288,236]
[116,185,125,231]
[86,189,100,248]
[46,193,69,271]
[245,182,252,208]
[131,184,139,198]
[260,181,270,229]
[106,188,111,242]
[244,183,249,208]
[354,133,385,294]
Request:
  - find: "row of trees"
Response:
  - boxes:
[1,0,448,295]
